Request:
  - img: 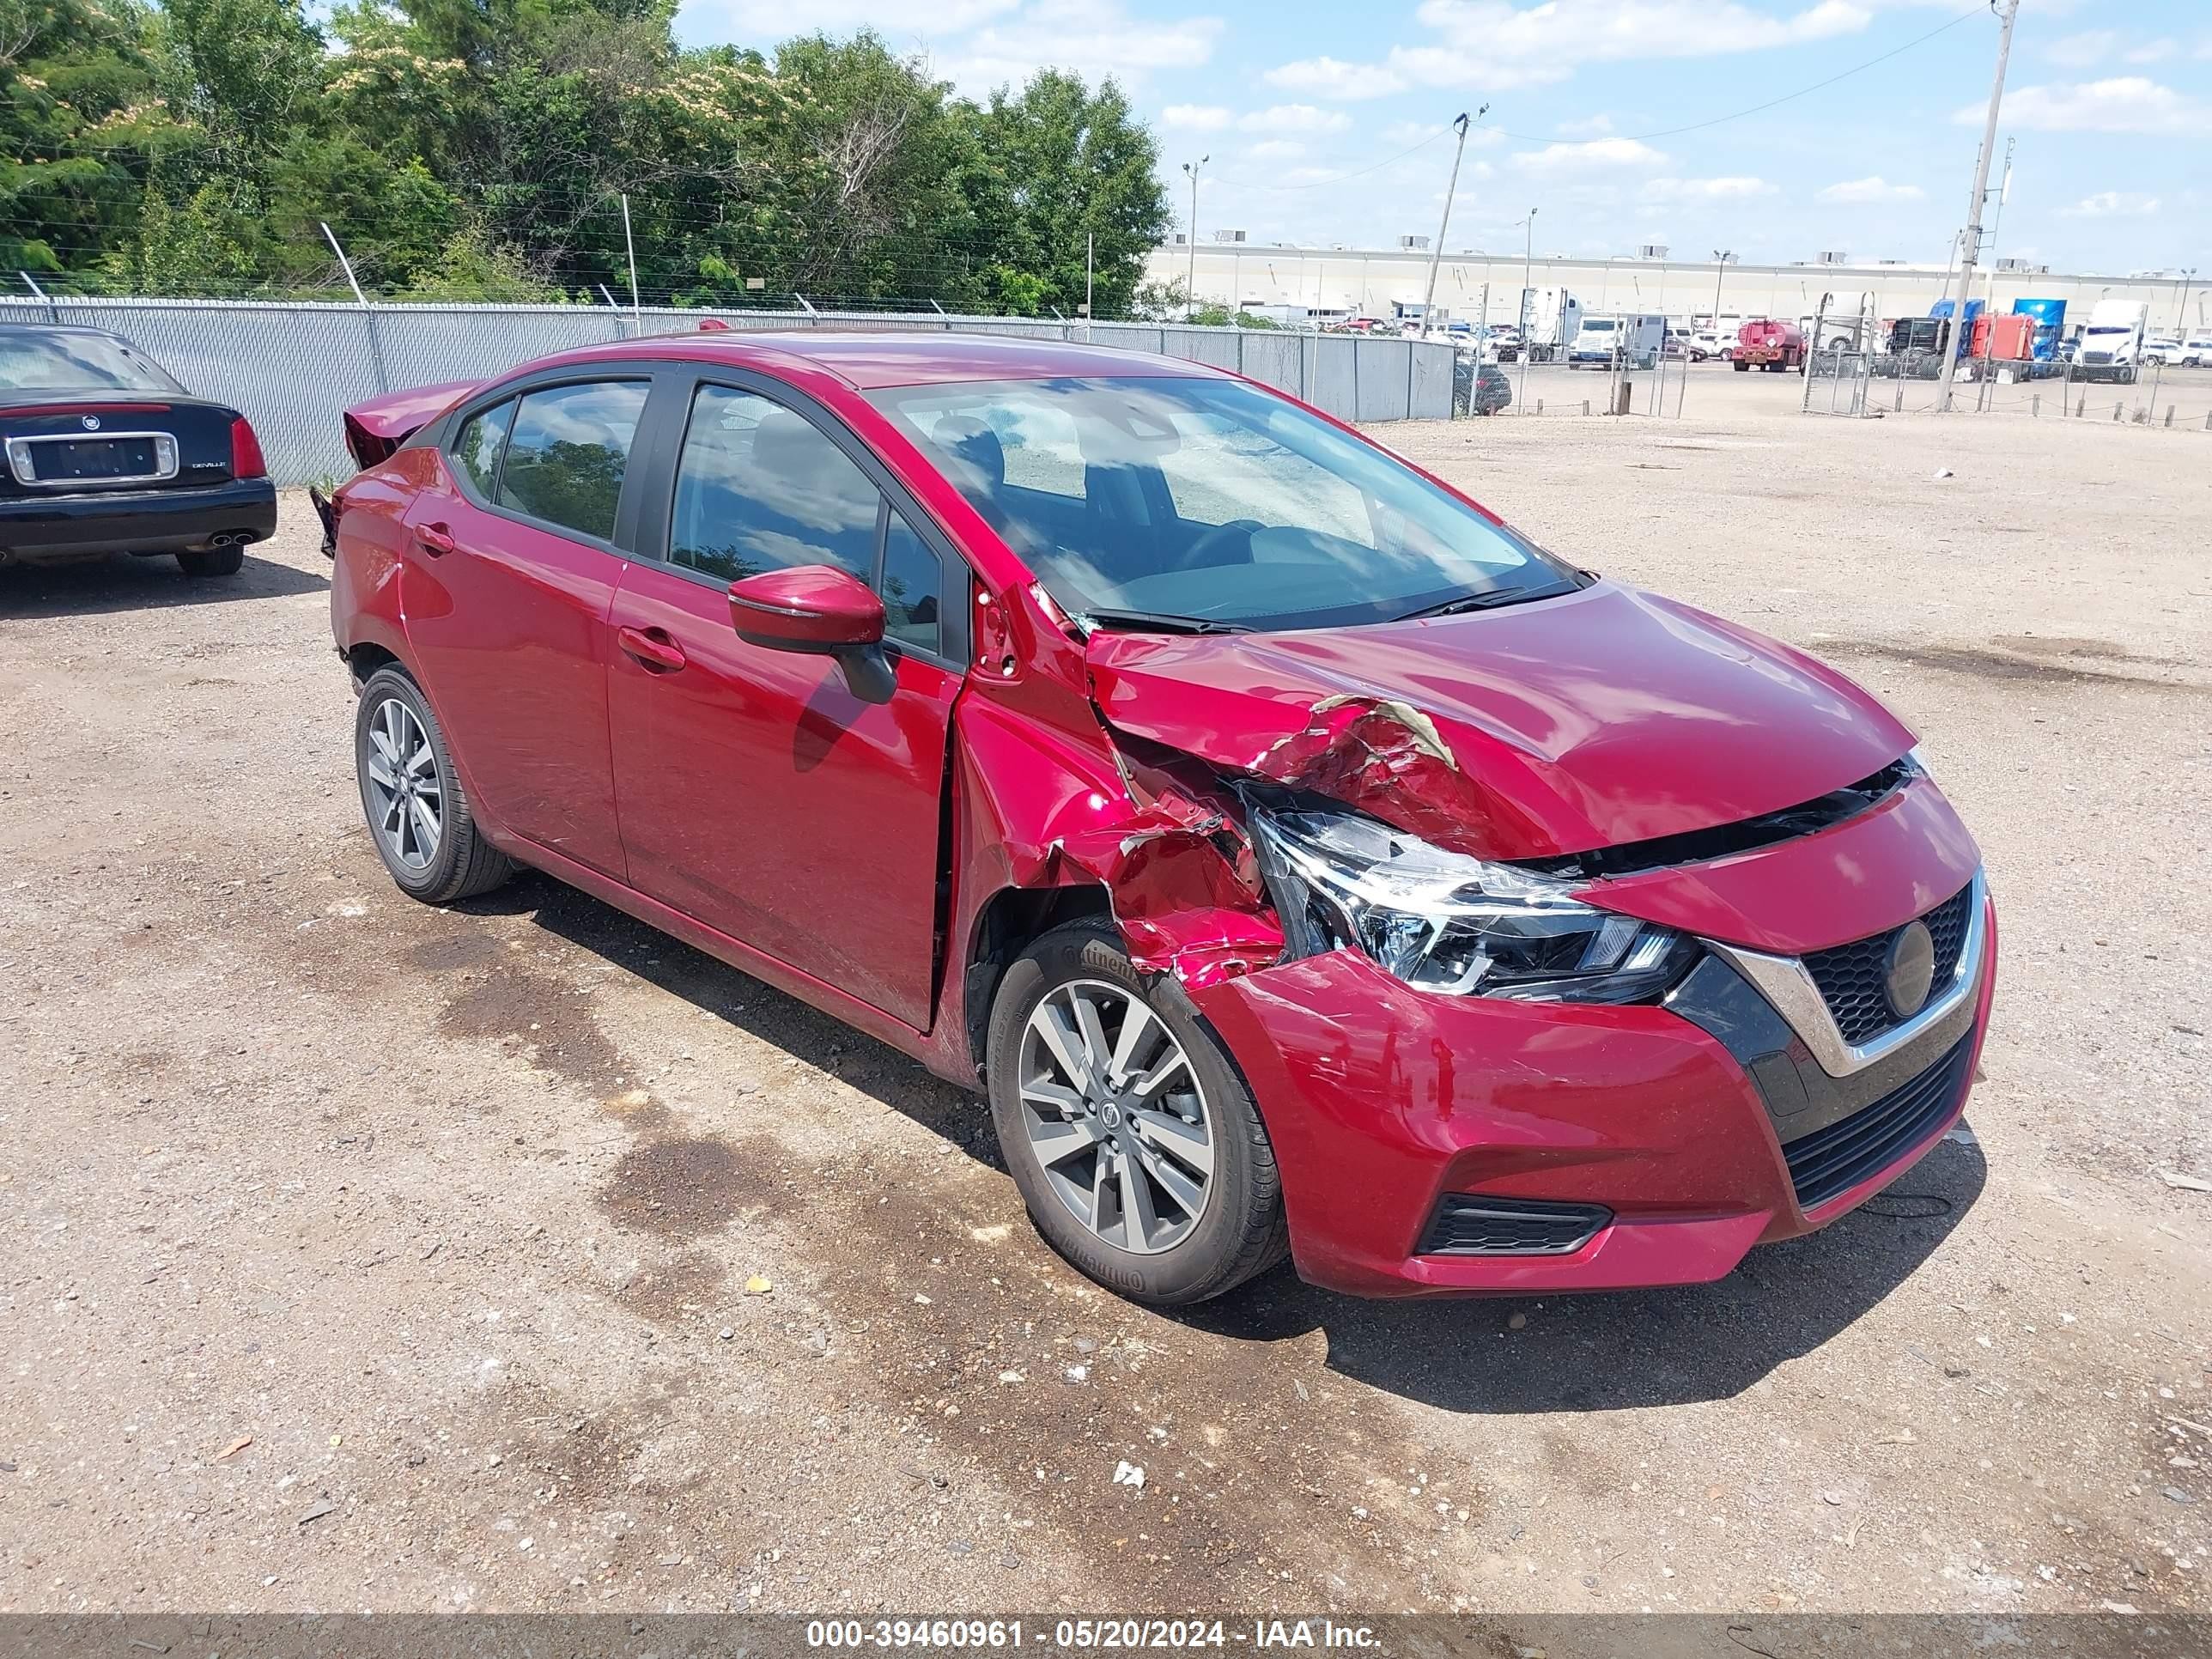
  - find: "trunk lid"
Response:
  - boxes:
[0,391,241,495]
[343,380,480,471]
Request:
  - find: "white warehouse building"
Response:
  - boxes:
[1145,239,2206,337]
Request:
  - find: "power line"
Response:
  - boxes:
[1487,2,1989,145]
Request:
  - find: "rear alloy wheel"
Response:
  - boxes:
[354,665,514,904]
[178,544,244,578]
[988,919,1288,1304]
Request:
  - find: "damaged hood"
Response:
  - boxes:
[1085,580,1913,861]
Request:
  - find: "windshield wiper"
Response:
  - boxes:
[1078,607,1250,635]
[1389,584,1571,623]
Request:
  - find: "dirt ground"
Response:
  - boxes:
[2,368,2207,1625]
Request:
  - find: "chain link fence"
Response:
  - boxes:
[0,297,1455,484]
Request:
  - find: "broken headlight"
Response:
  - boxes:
[1249,807,1693,1002]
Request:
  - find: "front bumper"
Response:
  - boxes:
[1191,884,1996,1298]
[0,477,277,561]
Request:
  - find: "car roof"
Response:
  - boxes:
[0,321,132,341]
[532,329,1224,391]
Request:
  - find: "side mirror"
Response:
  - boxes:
[728,564,885,654]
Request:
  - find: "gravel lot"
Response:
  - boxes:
[2,368,2207,1624]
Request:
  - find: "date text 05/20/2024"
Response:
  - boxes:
[804,1620,1382,1650]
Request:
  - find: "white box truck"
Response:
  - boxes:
[2075,301,2148,383]
[1568,313,1665,369]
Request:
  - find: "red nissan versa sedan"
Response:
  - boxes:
[327,331,1995,1305]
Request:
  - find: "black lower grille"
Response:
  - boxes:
[1417,1195,1611,1256]
[1784,1036,1972,1210]
[1802,884,1974,1044]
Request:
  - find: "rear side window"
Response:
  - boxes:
[451,399,514,497]
[669,385,880,583]
[496,380,647,543]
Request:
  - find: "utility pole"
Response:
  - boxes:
[320,221,369,307]
[1421,106,1485,339]
[1181,156,1207,317]
[620,192,641,327]
[1938,0,2021,411]
[2175,267,2197,338]
[1518,207,1538,409]
[1976,137,2015,392]
[1710,250,1732,349]
[1085,232,1095,332]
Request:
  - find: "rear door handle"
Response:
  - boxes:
[617,625,687,673]
[415,522,456,556]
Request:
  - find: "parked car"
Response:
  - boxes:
[1453,356,1513,415]
[0,323,275,576]
[329,331,1994,1307]
[2140,337,2183,365]
[2183,336,2212,368]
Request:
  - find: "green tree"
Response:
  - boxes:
[976,70,1167,319]
[0,0,179,276]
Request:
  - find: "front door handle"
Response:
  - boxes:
[617,625,687,673]
[415,522,456,556]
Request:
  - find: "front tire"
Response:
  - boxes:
[354,665,514,904]
[987,919,1288,1305]
[178,545,244,578]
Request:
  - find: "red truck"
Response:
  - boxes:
[1732,319,1806,372]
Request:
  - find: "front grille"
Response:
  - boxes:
[1802,884,1974,1045]
[1784,1036,1972,1210]
[1417,1195,1611,1256]
[2082,350,2113,365]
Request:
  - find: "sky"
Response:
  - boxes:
[670,0,2210,277]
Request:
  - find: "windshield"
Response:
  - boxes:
[0,331,183,392]
[1580,319,1616,332]
[868,376,1577,632]
[2085,325,2132,337]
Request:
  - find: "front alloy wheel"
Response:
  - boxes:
[987,919,1288,1305]
[1017,979,1215,1255]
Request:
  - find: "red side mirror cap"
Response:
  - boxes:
[728,564,885,653]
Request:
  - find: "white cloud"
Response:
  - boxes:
[2045,28,2116,64]
[2124,38,2177,65]
[1818,175,1924,204]
[1163,104,1231,131]
[696,0,1019,33]
[1243,138,1306,160]
[1262,55,1407,99]
[1646,175,1777,200]
[1972,78,2212,136]
[1237,103,1352,134]
[1555,113,1616,137]
[1509,137,1668,173]
[1375,117,1503,149]
[2060,191,2161,218]
[934,0,1224,94]
[1267,0,1878,100]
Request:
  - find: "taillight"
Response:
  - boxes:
[229,416,267,480]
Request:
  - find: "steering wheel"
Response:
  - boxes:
[1176,518,1265,571]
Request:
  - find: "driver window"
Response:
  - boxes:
[670,385,880,584]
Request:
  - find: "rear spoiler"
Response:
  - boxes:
[342,380,481,471]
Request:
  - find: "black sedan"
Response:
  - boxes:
[0,323,276,578]
[1453,355,1514,416]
